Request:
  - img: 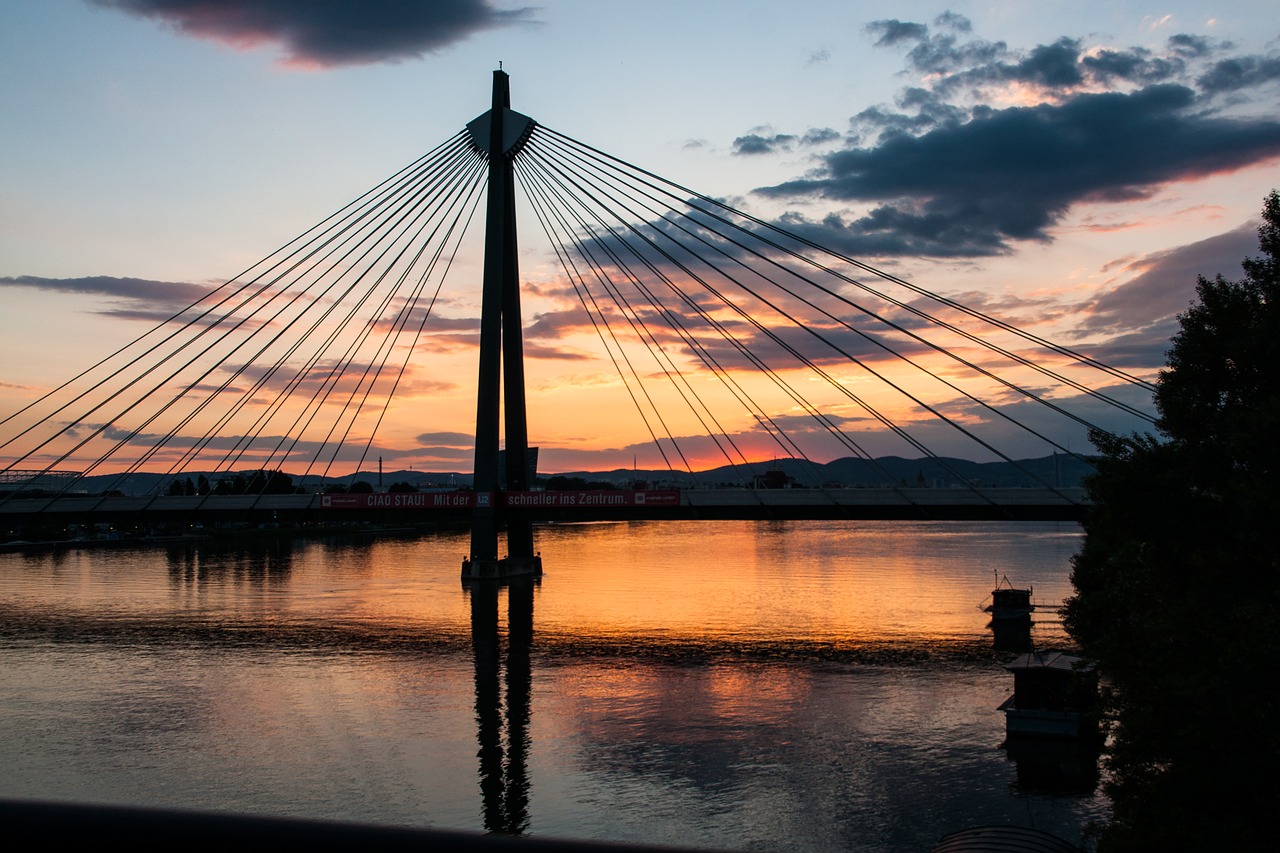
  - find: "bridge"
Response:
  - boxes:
[0,486,1086,536]
[0,72,1153,563]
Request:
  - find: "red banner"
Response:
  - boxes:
[319,491,478,509]
[504,489,681,508]
[317,489,680,510]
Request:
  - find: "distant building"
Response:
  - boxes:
[0,469,82,495]
[751,466,795,489]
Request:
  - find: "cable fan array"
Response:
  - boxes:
[0,130,486,498]
[513,125,1155,493]
[0,119,1157,501]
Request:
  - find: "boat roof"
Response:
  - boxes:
[932,825,1078,853]
[1005,651,1090,673]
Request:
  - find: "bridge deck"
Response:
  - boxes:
[1,487,1088,528]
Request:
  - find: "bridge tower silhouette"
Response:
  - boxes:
[463,70,540,579]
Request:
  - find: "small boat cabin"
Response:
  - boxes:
[984,575,1035,620]
[999,651,1097,739]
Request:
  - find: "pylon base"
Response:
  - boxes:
[462,554,543,581]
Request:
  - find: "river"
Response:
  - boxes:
[0,519,1106,850]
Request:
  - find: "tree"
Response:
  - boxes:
[1064,191,1280,851]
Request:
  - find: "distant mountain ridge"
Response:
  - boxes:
[61,454,1094,496]
[557,453,1095,490]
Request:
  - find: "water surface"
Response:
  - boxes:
[0,520,1105,850]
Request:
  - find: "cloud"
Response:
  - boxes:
[800,127,840,146]
[1197,54,1280,93]
[732,132,797,156]
[732,21,1280,259]
[90,0,534,68]
[732,127,840,156]
[1083,220,1260,335]
[0,274,216,319]
[229,359,456,399]
[92,421,461,468]
[415,431,472,447]
[1,273,211,302]
[866,19,928,47]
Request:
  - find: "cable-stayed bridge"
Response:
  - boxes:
[0,73,1154,574]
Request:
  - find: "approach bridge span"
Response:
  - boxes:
[1,488,1088,539]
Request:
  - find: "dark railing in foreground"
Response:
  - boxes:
[0,800,723,851]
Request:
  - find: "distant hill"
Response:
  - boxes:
[61,454,1092,496]
[553,453,1095,489]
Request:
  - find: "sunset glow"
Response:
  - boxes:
[3,1,1278,480]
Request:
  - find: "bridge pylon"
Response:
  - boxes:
[462,70,541,580]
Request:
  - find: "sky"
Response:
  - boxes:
[1,0,1278,478]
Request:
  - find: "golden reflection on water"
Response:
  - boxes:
[0,520,1081,654]
[532,520,1079,650]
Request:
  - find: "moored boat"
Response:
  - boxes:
[999,651,1097,739]
[984,575,1035,620]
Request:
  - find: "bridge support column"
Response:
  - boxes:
[464,70,540,580]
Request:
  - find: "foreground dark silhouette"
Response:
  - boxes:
[0,800,716,851]
[1065,191,1280,850]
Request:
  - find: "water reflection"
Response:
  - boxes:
[165,540,296,588]
[990,616,1033,652]
[0,522,1108,849]
[1004,735,1101,794]
[468,576,535,834]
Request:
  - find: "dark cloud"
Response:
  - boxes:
[732,128,839,157]
[90,0,533,68]
[799,127,840,146]
[1168,33,1215,58]
[732,133,797,156]
[1013,38,1084,88]
[0,274,216,321]
[864,24,1212,96]
[756,84,1280,256]
[1197,54,1280,93]
[769,206,1007,258]
[932,11,971,34]
[1079,47,1183,85]
[731,19,1280,258]
[901,28,1006,79]
[866,19,928,47]
[1,273,211,303]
